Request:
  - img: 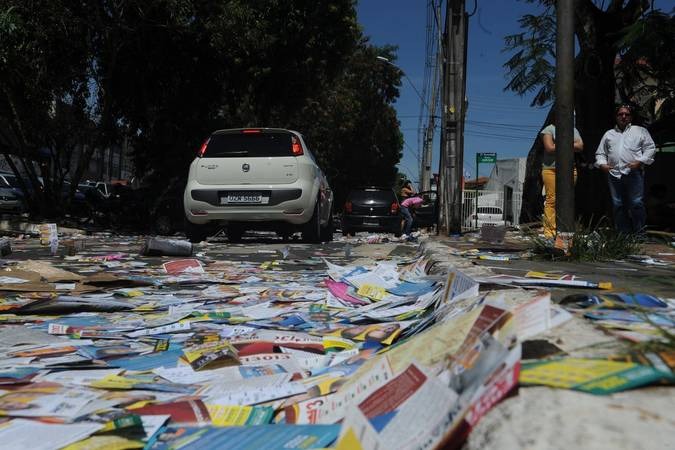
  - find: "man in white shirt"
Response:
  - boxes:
[595,105,656,233]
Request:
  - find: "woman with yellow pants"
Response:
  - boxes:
[540,124,584,238]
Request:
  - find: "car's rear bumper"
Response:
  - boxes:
[184,183,315,225]
[342,214,400,232]
[465,221,506,228]
[0,200,23,213]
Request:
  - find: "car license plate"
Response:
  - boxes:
[221,193,266,204]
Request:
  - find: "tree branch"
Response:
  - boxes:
[623,0,650,23]
[607,0,625,13]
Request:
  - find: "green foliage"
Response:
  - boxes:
[529,217,643,261]
[0,0,404,216]
[296,41,403,205]
[503,1,674,115]
[616,10,675,124]
[568,228,643,262]
[503,12,556,106]
[0,1,95,213]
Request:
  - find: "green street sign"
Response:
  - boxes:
[477,152,497,163]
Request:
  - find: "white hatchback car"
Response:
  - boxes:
[183,128,334,243]
[465,206,506,228]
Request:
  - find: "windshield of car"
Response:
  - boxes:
[203,132,295,158]
[348,189,396,203]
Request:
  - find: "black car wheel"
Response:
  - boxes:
[302,198,321,243]
[153,214,174,236]
[320,212,333,242]
[227,224,244,243]
[184,220,210,243]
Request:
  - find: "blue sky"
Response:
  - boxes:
[356,0,675,183]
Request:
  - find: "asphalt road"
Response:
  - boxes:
[7,229,673,300]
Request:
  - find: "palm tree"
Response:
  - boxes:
[503,0,672,223]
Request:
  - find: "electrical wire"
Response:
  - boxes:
[467,0,478,17]
[466,119,541,130]
[465,131,534,141]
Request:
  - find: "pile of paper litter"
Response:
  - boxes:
[0,234,671,450]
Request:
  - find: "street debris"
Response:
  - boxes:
[0,231,671,449]
[520,357,673,394]
[475,274,613,290]
[0,238,11,256]
[141,237,193,257]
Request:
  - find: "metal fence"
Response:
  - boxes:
[461,189,523,230]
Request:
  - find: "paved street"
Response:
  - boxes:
[0,229,672,449]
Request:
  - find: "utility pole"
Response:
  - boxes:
[555,0,575,235]
[438,0,468,234]
[420,2,443,193]
[420,82,438,191]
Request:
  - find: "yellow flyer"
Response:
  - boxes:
[356,284,387,301]
[183,340,239,371]
[520,358,665,394]
[206,404,273,426]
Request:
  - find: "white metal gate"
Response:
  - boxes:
[461,189,522,229]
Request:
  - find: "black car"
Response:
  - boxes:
[341,187,401,236]
[412,190,439,230]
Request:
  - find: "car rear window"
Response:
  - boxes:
[348,189,396,203]
[203,132,296,158]
[477,207,502,214]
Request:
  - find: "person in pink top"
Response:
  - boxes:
[400,195,424,239]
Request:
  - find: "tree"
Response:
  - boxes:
[293,41,404,206]
[0,1,97,215]
[108,1,400,206]
[504,0,672,224]
[0,0,404,219]
[615,10,675,144]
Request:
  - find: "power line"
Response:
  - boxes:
[465,131,534,141]
[467,119,541,129]
[468,101,538,109]
[402,139,421,163]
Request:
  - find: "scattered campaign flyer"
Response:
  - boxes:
[519,357,667,394]
[0,229,665,449]
[206,405,273,426]
[130,400,211,426]
[183,340,240,371]
[162,259,205,275]
[146,424,340,450]
[0,419,102,450]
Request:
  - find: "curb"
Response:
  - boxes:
[419,238,494,277]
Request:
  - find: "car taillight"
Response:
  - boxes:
[291,136,303,156]
[243,129,261,134]
[390,202,399,214]
[197,138,210,157]
[344,201,352,214]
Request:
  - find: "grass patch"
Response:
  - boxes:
[527,217,643,261]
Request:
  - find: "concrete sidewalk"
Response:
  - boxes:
[417,232,675,450]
